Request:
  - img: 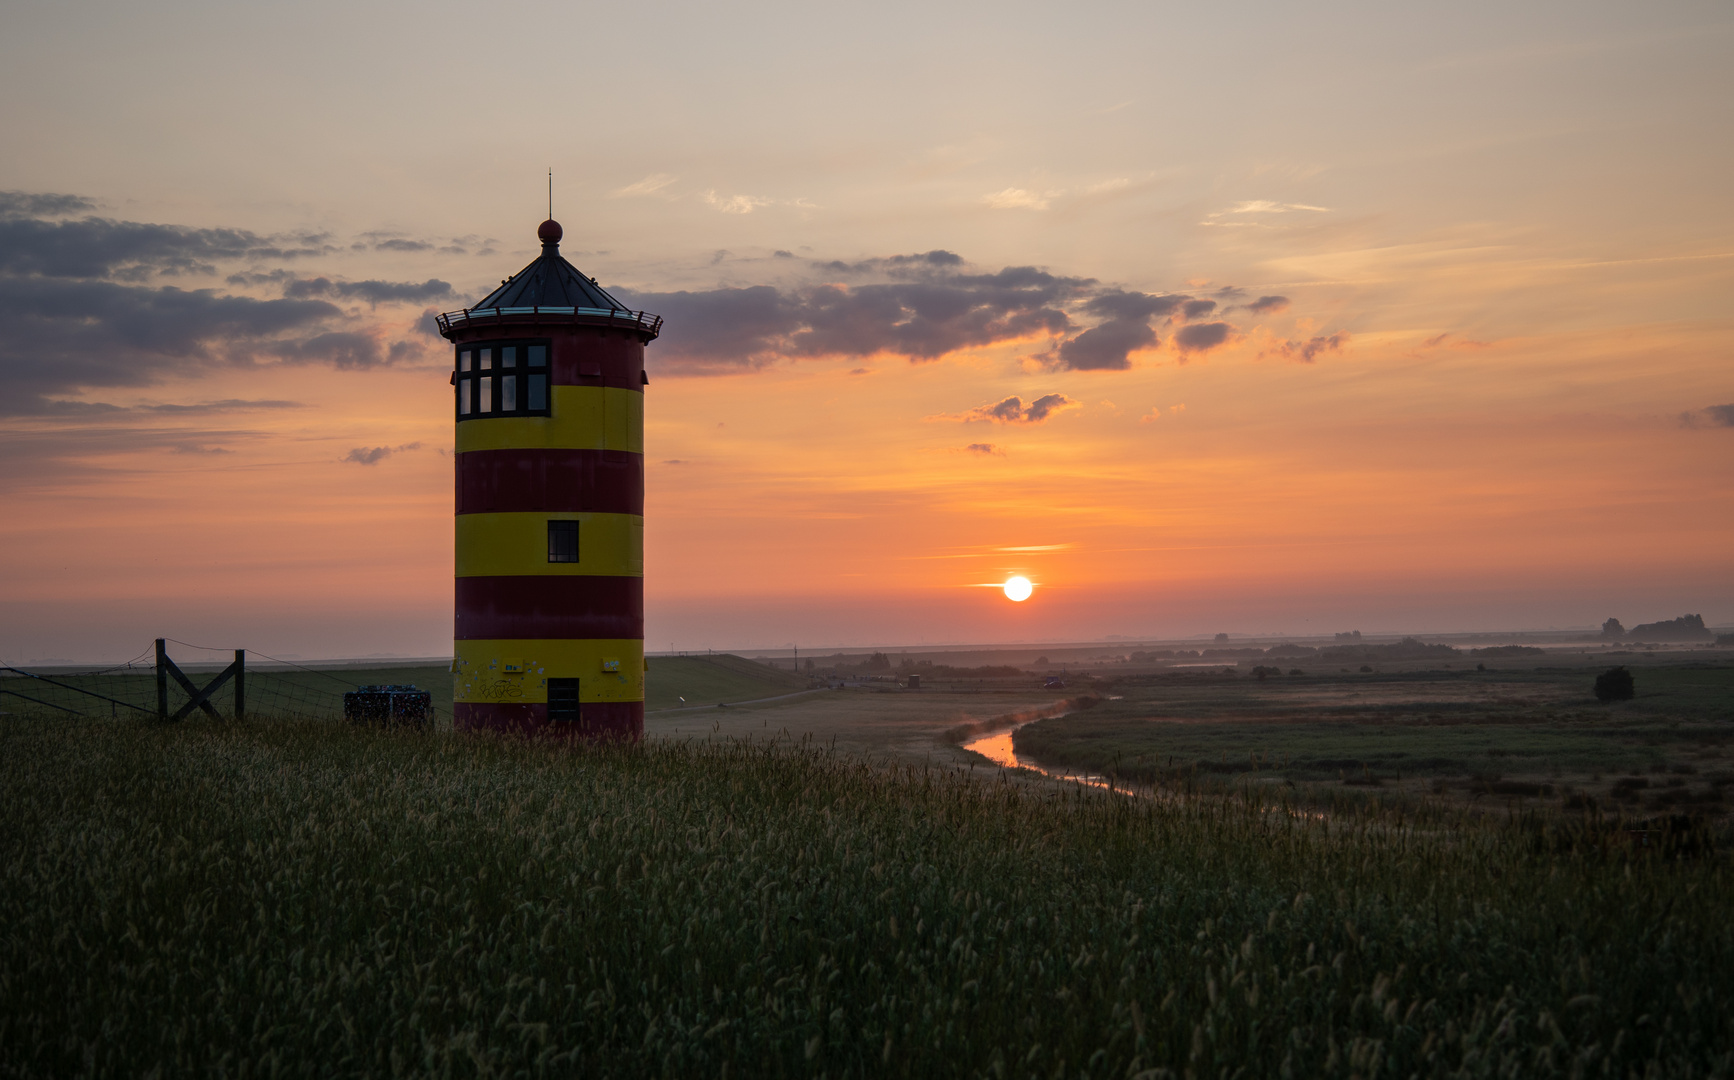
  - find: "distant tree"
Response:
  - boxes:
[1600,618,1626,640]
[1214,633,1230,643]
[865,652,890,671]
[1359,665,1373,673]
[1288,669,1304,676]
[1035,656,1049,665]
[1594,666,1635,702]
[1335,631,1363,642]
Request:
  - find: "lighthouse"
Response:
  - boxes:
[438,218,660,738]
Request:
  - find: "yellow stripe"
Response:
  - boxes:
[454,639,644,703]
[455,512,641,577]
[455,386,643,453]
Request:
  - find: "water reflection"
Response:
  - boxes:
[962,719,1123,794]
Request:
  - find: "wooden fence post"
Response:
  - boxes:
[155,639,168,722]
[234,649,245,721]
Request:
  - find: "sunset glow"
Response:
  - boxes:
[0,1,1729,662]
[1003,577,1034,603]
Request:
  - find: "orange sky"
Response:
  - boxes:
[2,0,1730,661]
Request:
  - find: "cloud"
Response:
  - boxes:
[281,276,453,305]
[615,262,1087,373]
[1173,322,1235,355]
[614,174,678,198]
[701,190,774,215]
[1269,331,1350,363]
[342,441,422,466]
[1057,319,1156,371]
[1215,200,1332,215]
[946,393,1079,425]
[1182,299,1217,319]
[1247,295,1290,315]
[0,216,333,279]
[982,188,1058,211]
[0,277,344,413]
[0,190,97,217]
[963,443,1004,456]
[1138,403,1186,424]
[1679,404,1734,428]
[1082,290,1186,322]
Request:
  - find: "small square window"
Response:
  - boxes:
[527,345,547,368]
[478,376,492,412]
[478,348,493,370]
[548,520,579,563]
[528,374,546,410]
[458,381,471,414]
[501,375,517,411]
[501,346,517,368]
[459,350,472,371]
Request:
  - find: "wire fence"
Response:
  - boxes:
[0,639,441,727]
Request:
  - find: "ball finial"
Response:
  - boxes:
[538,218,563,245]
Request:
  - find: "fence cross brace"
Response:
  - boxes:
[155,640,245,722]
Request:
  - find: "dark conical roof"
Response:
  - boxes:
[471,223,629,311]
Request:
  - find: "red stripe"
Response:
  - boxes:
[456,449,642,515]
[454,701,642,741]
[455,576,643,640]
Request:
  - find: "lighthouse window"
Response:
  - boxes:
[548,520,579,563]
[455,338,552,420]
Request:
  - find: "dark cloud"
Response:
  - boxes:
[1215,286,1246,299]
[964,443,1004,456]
[375,238,432,253]
[773,250,795,258]
[0,215,335,280]
[1174,322,1234,354]
[1269,331,1349,363]
[270,331,384,369]
[0,191,97,218]
[1082,290,1186,321]
[1182,299,1217,319]
[1057,319,1155,371]
[950,393,1079,424]
[617,263,1085,373]
[0,277,345,413]
[282,276,453,305]
[141,399,304,414]
[1680,404,1734,428]
[1247,295,1290,315]
[342,440,422,466]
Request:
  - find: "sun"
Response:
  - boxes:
[1003,576,1033,602]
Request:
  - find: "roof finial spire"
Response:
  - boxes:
[538,169,563,248]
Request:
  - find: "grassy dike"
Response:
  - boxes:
[2,717,1730,1078]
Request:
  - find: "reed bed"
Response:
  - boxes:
[1,717,1730,1078]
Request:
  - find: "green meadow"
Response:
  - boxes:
[3,710,1732,1078]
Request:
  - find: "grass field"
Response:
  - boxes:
[4,714,1733,1077]
[1010,663,1734,819]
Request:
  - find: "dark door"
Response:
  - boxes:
[547,678,581,723]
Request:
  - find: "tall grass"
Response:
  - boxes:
[2,717,1730,1077]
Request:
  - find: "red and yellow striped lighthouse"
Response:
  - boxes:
[437,218,660,738]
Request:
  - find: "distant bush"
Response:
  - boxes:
[1470,645,1546,657]
[1594,666,1636,702]
[1322,637,1458,662]
[1626,614,1712,642]
[1600,618,1625,640]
